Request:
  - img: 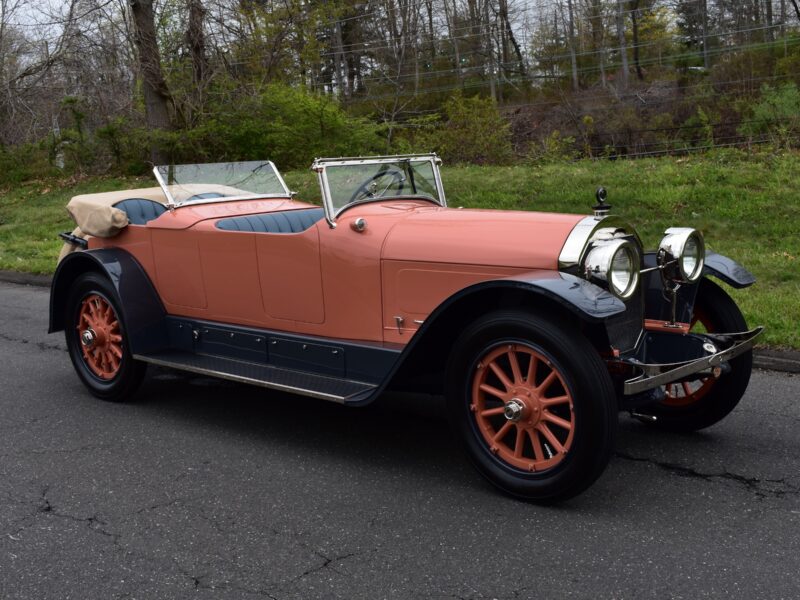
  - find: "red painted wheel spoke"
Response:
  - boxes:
[480,406,506,417]
[488,361,513,391]
[536,370,557,394]
[537,424,565,455]
[682,382,692,396]
[514,427,525,458]
[493,420,513,442]
[540,394,570,407]
[528,430,545,462]
[526,355,538,385]
[542,411,572,431]
[479,383,506,400]
[508,349,523,384]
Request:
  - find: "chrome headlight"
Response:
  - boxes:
[584,239,640,299]
[658,228,705,282]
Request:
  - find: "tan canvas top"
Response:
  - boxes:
[66,186,168,238]
[59,183,269,263]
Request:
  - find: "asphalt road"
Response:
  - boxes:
[0,281,798,599]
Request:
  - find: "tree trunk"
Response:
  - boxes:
[442,0,463,85]
[130,0,173,163]
[702,0,710,69]
[187,0,206,87]
[630,0,644,80]
[616,0,629,89]
[567,0,578,90]
[590,0,607,89]
[186,0,207,122]
[766,0,774,40]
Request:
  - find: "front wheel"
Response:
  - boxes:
[645,278,753,432]
[446,310,617,503]
[65,272,146,401]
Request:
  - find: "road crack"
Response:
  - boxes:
[0,331,65,353]
[616,452,800,499]
[291,549,362,582]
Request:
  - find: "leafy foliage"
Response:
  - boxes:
[406,95,515,165]
[738,83,800,148]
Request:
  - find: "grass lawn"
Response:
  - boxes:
[1,150,797,348]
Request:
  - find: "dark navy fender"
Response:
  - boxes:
[348,272,626,406]
[49,249,168,354]
[704,251,756,288]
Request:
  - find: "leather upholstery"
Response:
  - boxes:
[114,198,167,225]
[216,208,325,234]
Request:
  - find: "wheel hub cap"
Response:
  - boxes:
[503,399,525,422]
[80,329,97,347]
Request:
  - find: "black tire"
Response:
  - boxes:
[645,278,753,432]
[64,272,146,402]
[446,310,617,503]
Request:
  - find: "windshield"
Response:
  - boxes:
[153,161,290,206]
[321,158,443,216]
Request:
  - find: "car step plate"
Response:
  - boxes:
[134,351,376,403]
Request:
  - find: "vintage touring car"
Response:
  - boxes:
[51,156,762,502]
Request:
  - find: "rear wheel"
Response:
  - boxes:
[65,272,146,401]
[446,310,617,503]
[646,278,752,432]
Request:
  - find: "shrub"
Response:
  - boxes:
[407,94,515,165]
[738,83,800,149]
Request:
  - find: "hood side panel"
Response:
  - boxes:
[382,208,583,269]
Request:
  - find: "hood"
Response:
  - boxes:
[381,207,584,269]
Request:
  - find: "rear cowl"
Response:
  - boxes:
[381,207,584,269]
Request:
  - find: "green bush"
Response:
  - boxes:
[739,83,800,148]
[406,94,515,165]
[181,84,386,169]
[0,143,56,185]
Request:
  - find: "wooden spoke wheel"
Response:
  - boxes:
[471,343,575,473]
[65,272,146,402]
[447,310,617,504]
[77,294,124,380]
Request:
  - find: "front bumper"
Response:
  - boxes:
[616,327,764,395]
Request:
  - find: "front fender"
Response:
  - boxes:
[495,271,626,321]
[704,252,756,288]
[49,249,167,354]
[352,272,625,406]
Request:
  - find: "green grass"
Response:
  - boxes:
[1,150,798,348]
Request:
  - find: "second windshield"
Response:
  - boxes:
[325,159,440,214]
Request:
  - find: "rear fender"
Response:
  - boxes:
[49,249,167,354]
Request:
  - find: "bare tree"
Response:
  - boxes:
[130,0,173,162]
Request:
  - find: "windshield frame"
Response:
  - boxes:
[152,160,292,209]
[311,154,447,227]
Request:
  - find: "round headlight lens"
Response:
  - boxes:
[611,246,635,296]
[584,239,640,299]
[681,233,703,281]
[658,228,705,282]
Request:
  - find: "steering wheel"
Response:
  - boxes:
[349,166,406,203]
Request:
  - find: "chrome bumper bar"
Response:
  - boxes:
[621,327,764,395]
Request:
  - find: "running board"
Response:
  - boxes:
[134,351,377,404]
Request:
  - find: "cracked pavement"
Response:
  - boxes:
[0,280,799,599]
